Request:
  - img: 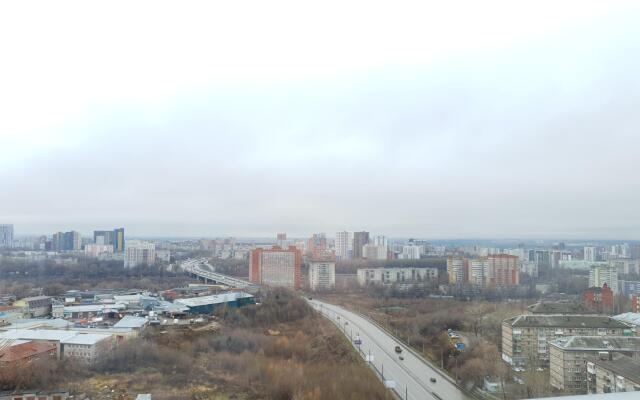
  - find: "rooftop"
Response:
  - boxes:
[0,329,78,342]
[613,312,640,326]
[175,292,253,308]
[550,336,640,351]
[590,354,640,382]
[527,302,589,314]
[506,314,629,329]
[0,340,56,362]
[113,316,148,329]
[61,333,111,345]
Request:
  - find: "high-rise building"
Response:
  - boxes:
[113,228,125,253]
[94,230,114,246]
[373,235,387,247]
[400,245,421,260]
[487,254,519,286]
[52,231,81,251]
[124,241,156,268]
[352,231,370,259]
[584,246,598,262]
[335,231,352,260]
[363,243,388,260]
[0,224,14,248]
[307,233,327,257]
[470,258,489,286]
[249,246,301,289]
[447,257,468,284]
[589,264,618,294]
[94,228,125,253]
[308,255,336,291]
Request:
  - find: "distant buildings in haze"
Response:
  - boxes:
[0,224,13,248]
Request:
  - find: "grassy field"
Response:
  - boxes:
[2,289,393,400]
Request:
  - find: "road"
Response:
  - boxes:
[309,299,472,400]
[180,258,259,291]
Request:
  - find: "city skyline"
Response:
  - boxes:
[3,2,640,239]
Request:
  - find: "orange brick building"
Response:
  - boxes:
[249,246,301,289]
[583,283,614,314]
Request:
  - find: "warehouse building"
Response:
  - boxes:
[174,292,254,314]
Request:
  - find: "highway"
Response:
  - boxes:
[180,258,259,291]
[309,299,472,400]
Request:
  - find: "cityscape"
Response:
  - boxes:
[1,223,640,399]
[2,1,640,400]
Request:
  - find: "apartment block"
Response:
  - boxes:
[501,314,630,367]
[124,241,156,268]
[486,254,519,286]
[549,336,640,393]
[447,257,468,284]
[357,267,438,286]
[249,246,301,289]
[587,354,640,394]
[308,258,336,291]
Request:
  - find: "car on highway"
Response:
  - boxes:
[394,345,402,353]
[399,355,404,360]
[354,338,362,345]
[430,377,437,383]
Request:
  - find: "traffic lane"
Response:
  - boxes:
[312,300,470,400]
[313,301,439,400]
[324,302,466,400]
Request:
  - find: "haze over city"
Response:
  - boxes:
[3,1,640,238]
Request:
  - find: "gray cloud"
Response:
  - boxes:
[3,3,640,239]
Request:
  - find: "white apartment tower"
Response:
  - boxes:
[124,241,156,268]
[589,264,618,293]
[335,231,352,260]
[584,246,598,262]
[309,260,336,291]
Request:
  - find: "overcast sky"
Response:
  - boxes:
[2,1,640,239]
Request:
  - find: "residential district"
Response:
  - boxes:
[0,224,639,399]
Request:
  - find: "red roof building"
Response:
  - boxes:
[583,283,614,314]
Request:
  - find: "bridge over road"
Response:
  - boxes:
[180,258,259,292]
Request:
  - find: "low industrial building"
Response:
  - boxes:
[549,336,640,393]
[61,333,113,364]
[14,296,52,318]
[0,329,114,364]
[0,340,57,366]
[502,314,630,367]
[113,316,148,331]
[174,292,254,314]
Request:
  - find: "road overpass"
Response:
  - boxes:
[180,258,259,291]
[309,299,472,400]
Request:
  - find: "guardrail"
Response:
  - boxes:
[313,300,477,400]
[180,258,259,291]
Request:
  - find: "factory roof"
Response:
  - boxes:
[0,329,78,342]
[64,304,126,313]
[549,336,640,351]
[506,314,629,329]
[61,333,111,345]
[3,318,73,330]
[113,316,148,329]
[175,292,253,308]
